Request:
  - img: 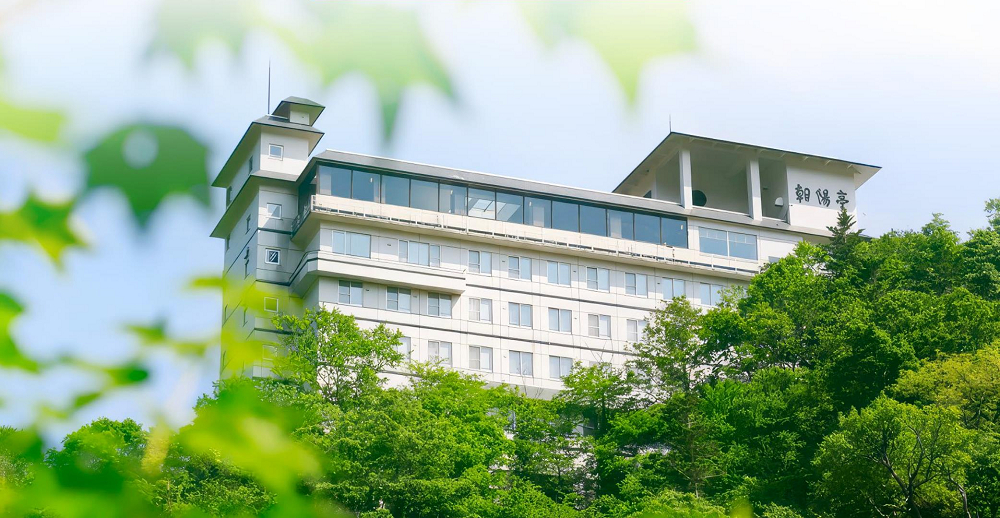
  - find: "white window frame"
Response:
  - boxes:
[268,143,283,159]
[509,351,533,376]
[332,231,371,258]
[469,297,492,323]
[547,308,572,333]
[469,345,493,371]
[588,314,611,338]
[546,261,571,286]
[428,293,452,318]
[338,280,363,306]
[508,256,532,281]
[586,267,610,291]
[397,336,412,358]
[469,250,493,275]
[386,287,411,313]
[264,297,279,313]
[700,283,724,307]
[398,240,441,267]
[662,277,687,299]
[508,302,533,328]
[428,341,452,365]
[264,248,280,265]
[549,356,573,380]
[266,203,282,219]
[627,319,647,342]
[625,273,648,297]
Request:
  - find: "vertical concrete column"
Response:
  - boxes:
[680,148,693,208]
[748,157,763,221]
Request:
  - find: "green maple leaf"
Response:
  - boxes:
[279,1,454,139]
[148,0,260,67]
[0,194,84,265]
[84,124,210,227]
[520,1,696,102]
[0,292,38,373]
[0,95,65,142]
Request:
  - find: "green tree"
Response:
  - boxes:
[273,307,403,410]
[813,397,974,518]
[631,297,715,400]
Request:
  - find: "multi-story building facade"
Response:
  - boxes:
[212,97,879,398]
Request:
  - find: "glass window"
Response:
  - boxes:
[268,144,283,158]
[382,175,409,207]
[550,356,573,379]
[626,273,648,297]
[334,231,371,258]
[663,278,687,299]
[468,188,496,219]
[586,267,610,291]
[469,250,492,275]
[608,210,634,240]
[439,184,467,215]
[387,287,411,313]
[627,319,647,342]
[588,314,611,337]
[410,179,439,212]
[510,351,533,376]
[728,232,758,260]
[429,341,452,365]
[496,192,524,224]
[699,283,723,306]
[266,203,282,219]
[338,280,362,305]
[265,248,280,265]
[635,213,660,244]
[319,165,351,198]
[700,228,729,256]
[397,336,411,358]
[546,261,568,285]
[548,308,571,333]
[470,346,493,371]
[469,298,492,322]
[580,205,607,237]
[508,256,531,280]
[551,201,579,232]
[509,302,532,328]
[524,197,551,228]
[428,293,452,317]
[352,171,380,202]
[264,297,279,313]
[662,217,688,248]
[429,245,441,267]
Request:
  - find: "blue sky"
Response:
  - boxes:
[1,0,999,439]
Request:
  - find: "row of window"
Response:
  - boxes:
[397,337,589,380]
[302,164,690,248]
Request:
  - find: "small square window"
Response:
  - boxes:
[269,144,283,159]
[266,203,282,219]
[265,248,280,265]
[264,297,279,313]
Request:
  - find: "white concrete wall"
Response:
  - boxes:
[785,161,857,230]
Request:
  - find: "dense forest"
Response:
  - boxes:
[3,204,1000,518]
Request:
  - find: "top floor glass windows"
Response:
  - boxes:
[699,227,758,260]
[303,163,689,249]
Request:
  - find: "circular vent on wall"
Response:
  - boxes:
[692,190,707,207]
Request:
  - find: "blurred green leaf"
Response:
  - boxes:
[84,124,211,227]
[148,0,259,67]
[0,194,84,265]
[0,95,65,142]
[0,292,38,373]
[520,1,696,102]
[279,1,453,139]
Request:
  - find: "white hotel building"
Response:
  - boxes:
[213,97,880,397]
